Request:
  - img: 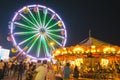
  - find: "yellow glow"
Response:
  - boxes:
[110,47,116,52]
[50,42,55,46]
[63,48,66,50]
[62,48,67,54]
[117,50,120,54]
[91,45,96,48]
[54,50,61,56]
[97,49,100,52]
[24,46,28,51]
[58,23,63,27]
[100,58,109,67]
[75,58,83,66]
[23,6,29,13]
[91,49,96,53]
[73,47,84,53]
[103,47,116,53]
[11,48,18,53]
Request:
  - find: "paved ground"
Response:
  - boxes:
[2,73,26,80]
[2,74,92,80]
[2,73,120,80]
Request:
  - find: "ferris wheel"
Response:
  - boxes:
[9,4,67,60]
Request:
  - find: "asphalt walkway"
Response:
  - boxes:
[2,73,26,80]
[2,74,93,80]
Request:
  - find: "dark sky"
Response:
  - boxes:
[0,0,120,50]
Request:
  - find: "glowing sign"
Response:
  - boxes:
[0,48,10,60]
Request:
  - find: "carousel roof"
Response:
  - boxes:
[79,36,116,47]
[79,30,117,47]
[52,32,120,60]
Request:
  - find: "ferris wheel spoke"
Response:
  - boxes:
[42,8,48,27]
[37,36,42,57]
[47,21,60,29]
[44,13,55,28]
[36,8,42,27]
[48,29,64,32]
[18,33,38,46]
[26,34,40,54]
[28,9,40,27]
[47,34,62,47]
[48,32,65,39]
[42,36,50,56]
[14,22,37,30]
[14,31,37,36]
[19,13,38,28]
[51,46,55,50]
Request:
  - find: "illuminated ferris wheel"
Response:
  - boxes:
[9,4,67,59]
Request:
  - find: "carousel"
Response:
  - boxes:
[52,35,120,79]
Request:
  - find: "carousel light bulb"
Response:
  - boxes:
[91,45,96,48]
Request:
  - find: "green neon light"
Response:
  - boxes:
[47,34,62,46]
[18,33,38,46]
[14,31,37,35]
[14,22,36,30]
[29,9,40,27]
[37,36,42,57]
[47,21,59,29]
[20,13,37,28]
[26,34,40,53]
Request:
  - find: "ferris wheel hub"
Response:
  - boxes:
[39,28,46,34]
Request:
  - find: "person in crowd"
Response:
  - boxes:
[55,70,63,80]
[33,60,48,80]
[73,66,79,80]
[7,60,12,76]
[3,61,7,77]
[12,61,19,77]
[62,63,72,80]
[0,60,4,80]
[18,61,25,80]
[31,62,37,71]
[46,62,56,80]
[26,65,33,80]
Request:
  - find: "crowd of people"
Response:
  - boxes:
[0,59,36,80]
[0,59,81,80]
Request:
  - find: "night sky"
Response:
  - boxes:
[0,0,120,50]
